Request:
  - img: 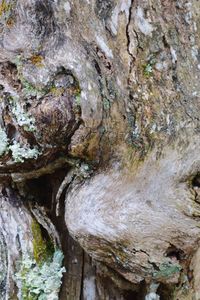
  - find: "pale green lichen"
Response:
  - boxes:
[143,63,153,76]
[0,123,41,162]
[0,127,8,156]
[11,101,36,132]
[103,98,110,110]
[15,250,65,300]
[143,56,156,77]
[9,142,41,163]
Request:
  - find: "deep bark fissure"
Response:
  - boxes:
[1,0,200,299]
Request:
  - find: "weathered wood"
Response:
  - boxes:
[0,0,200,298]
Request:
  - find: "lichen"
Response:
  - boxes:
[0,127,8,156]
[11,99,36,132]
[15,250,65,300]
[9,142,41,163]
[103,98,110,110]
[143,63,153,77]
[143,57,156,77]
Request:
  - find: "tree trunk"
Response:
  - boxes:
[0,0,200,299]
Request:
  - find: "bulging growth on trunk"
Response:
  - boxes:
[0,0,200,299]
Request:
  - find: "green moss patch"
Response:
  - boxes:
[153,262,182,279]
[31,220,54,264]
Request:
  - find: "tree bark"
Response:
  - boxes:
[0,0,200,299]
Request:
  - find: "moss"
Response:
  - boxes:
[31,220,54,264]
[21,78,47,98]
[11,58,47,98]
[6,15,15,27]
[75,93,81,106]
[29,55,44,68]
[0,0,16,27]
[50,86,65,96]
[0,0,11,17]
[153,262,182,279]
[74,86,81,95]
[50,84,81,98]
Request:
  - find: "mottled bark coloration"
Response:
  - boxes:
[0,0,200,299]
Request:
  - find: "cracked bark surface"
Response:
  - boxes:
[0,0,200,299]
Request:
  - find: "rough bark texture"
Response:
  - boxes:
[0,0,200,299]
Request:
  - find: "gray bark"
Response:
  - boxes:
[0,0,200,299]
